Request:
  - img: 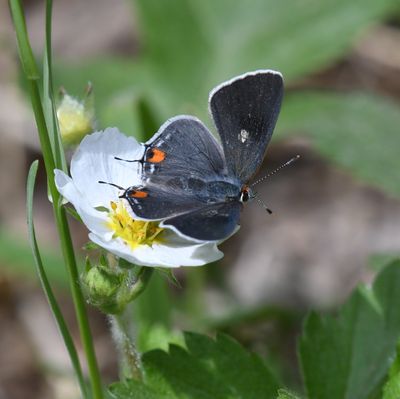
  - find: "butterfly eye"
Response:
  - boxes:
[240,187,250,202]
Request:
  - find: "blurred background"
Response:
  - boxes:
[1,0,400,398]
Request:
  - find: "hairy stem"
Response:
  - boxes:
[110,312,143,381]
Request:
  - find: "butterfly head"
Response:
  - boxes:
[239,185,253,203]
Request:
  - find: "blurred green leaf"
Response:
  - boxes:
[109,332,280,398]
[135,94,162,141]
[205,304,302,332]
[0,228,68,286]
[133,0,399,119]
[103,91,161,141]
[369,254,400,273]
[53,59,148,126]
[155,268,181,289]
[299,260,400,399]
[52,0,400,197]
[132,272,173,352]
[133,271,172,327]
[278,92,400,196]
[54,0,400,122]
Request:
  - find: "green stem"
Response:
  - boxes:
[56,207,104,398]
[110,267,154,380]
[110,312,143,381]
[9,2,104,397]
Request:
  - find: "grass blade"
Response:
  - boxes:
[10,2,104,396]
[26,160,89,398]
[43,0,67,172]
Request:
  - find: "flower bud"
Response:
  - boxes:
[82,265,125,314]
[57,85,95,146]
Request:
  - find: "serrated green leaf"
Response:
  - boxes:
[299,261,400,399]
[278,92,400,197]
[276,388,302,399]
[383,342,400,399]
[110,332,279,398]
[383,370,400,399]
[137,324,185,353]
[109,381,158,398]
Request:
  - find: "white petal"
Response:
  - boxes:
[150,241,223,267]
[88,233,173,267]
[70,128,144,207]
[88,230,223,268]
[55,127,227,268]
[55,170,113,240]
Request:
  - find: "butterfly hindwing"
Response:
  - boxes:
[209,70,283,183]
[162,201,242,241]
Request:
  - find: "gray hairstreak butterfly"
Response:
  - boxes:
[116,70,286,241]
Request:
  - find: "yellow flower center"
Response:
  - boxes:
[107,201,164,249]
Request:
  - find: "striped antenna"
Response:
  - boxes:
[98,181,125,191]
[254,194,273,214]
[114,156,140,163]
[251,155,300,187]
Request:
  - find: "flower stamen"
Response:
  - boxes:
[107,201,163,249]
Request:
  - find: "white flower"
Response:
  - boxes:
[54,128,223,267]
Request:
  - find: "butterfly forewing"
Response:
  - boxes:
[123,179,240,221]
[209,70,283,183]
[142,116,227,185]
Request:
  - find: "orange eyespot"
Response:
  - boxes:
[147,148,166,163]
[128,190,148,198]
